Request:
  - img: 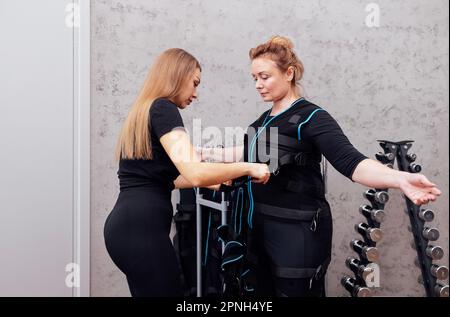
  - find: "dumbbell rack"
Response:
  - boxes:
[342,140,448,297]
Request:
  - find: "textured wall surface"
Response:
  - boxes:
[91,0,449,296]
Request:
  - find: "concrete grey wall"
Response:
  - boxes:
[91,0,449,296]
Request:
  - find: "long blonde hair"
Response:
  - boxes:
[116,48,201,161]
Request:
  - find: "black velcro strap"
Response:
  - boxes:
[278,153,295,167]
[295,152,321,166]
[273,256,331,280]
[288,114,302,124]
[277,152,321,168]
[255,202,319,221]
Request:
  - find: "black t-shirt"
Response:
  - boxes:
[118,98,184,191]
[246,100,367,179]
[301,109,367,179]
[244,99,368,208]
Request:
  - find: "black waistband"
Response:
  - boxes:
[119,184,172,196]
[255,202,321,221]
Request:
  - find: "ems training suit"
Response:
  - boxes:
[244,97,367,297]
[104,98,185,297]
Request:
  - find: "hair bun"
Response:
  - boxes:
[269,36,294,50]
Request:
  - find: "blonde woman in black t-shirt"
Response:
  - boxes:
[104,48,270,297]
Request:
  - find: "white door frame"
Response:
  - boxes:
[73,0,90,297]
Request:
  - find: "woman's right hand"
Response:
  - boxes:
[247,163,270,184]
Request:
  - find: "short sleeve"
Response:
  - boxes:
[302,109,368,180]
[150,98,185,140]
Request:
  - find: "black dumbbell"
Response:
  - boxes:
[359,204,386,223]
[364,189,389,204]
[406,153,417,162]
[341,276,372,297]
[418,208,435,222]
[434,283,449,297]
[345,257,375,281]
[350,239,380,262]
[431,265,449,280]
[426,245,444,260]
[355,223,383,243]
[422,227,440,241]
[408,163,422,173]
[375,152,395,164]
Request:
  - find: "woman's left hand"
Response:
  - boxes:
[398,173,442,205]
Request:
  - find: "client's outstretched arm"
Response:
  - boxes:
[352,158,442,205]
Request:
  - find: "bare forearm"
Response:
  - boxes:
[182,162,250,187]
[161,130,268,187]
[352,159,441,206]
[174,175,222,190]
[174,175,195,189]
[199,146,244,163]
[352,158,405,189]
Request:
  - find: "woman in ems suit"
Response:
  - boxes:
[199,36,441,297]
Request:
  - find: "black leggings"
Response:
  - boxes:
[250,203,333,297]
[104,187,182,297]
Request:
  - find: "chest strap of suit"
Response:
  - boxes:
[279,152,320,167]
[269,133,320,174]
